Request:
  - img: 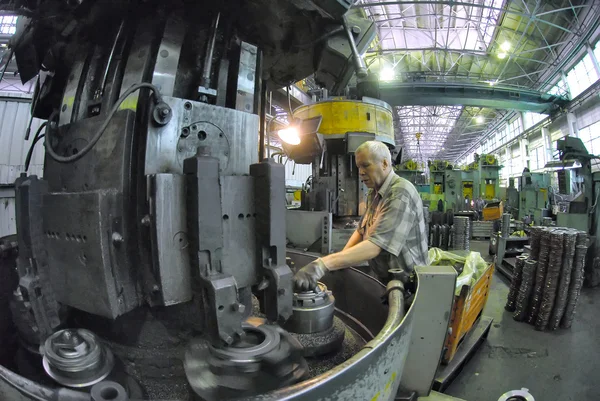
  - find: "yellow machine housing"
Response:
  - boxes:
[293,99,395,145]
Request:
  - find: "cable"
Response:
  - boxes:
[45,83,163,163]
[24,121,48,172]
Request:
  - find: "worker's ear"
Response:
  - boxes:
[382,157,389,170]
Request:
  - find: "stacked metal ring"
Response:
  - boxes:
[453,216,470,251]
[535,230,564,330]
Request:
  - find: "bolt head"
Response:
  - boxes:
[231,303,246,313]
[112,232,124,244]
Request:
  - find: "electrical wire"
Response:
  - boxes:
[45,82,163,163]
[24,121,48,172]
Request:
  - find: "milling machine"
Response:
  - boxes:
[283,97,396,254]
[0,1,460,401]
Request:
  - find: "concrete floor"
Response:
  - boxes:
[445,240,600,401]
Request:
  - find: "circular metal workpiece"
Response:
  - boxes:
[497,387,535,401]
[42,328,114,388]
[208,323,280,362]
[285,282,335,334]
[185,323,308,401]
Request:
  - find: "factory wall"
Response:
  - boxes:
[0,93,44,237]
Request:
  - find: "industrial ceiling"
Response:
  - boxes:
[356,0,600,163]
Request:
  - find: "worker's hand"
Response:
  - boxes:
[293,259,329,292]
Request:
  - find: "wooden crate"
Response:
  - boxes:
[442,263,494,364]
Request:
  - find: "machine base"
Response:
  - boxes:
[496,258,516,281]
[433,316,493,392]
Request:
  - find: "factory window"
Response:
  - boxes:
[566,54,599,99]
[578,121,600,156]
[530,147,545,171]
[547,79,569,98]
[497,126,508,146]
[510,150,523,177]
[522,112,547,130]
[508,118,522,141]
[499,153,509,188]
[0,16,17,35]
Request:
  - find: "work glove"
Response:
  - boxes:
[293,258,329,292]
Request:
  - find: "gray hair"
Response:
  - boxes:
[355,140,392,164]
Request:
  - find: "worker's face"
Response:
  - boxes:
[356,150,389,189]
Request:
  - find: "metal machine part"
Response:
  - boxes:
[184,323,308,401]
[285,282,335,334]
[497,387,535,401]
[13,175,65,343]
[283,282,344,357]
[90,381,128,401]
[41,329,114,388]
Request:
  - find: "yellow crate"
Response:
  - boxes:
[482,203,503,221]
[443,263,494,364]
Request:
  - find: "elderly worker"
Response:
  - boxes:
[294,140,429,290]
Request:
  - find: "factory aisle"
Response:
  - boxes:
[445,240,600,401]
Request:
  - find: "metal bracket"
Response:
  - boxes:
[250,159,293,324]
[184,151,245,345]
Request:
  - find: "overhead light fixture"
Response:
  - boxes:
[488,80,497,86]
[380,67,395,81]
[277,126,301,145]
[500,41,511,52]
[475,116,485,124]
[497,52,507,59]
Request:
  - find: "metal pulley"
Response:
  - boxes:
[41,328,114,388]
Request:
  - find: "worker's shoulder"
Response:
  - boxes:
[387,175,420,201]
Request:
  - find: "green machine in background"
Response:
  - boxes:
[477,154,502,200]
[461,169,476,204]
[394,159,430,200]
[545,137,596,233]
[464,153,502,201]
[428,160,452,210]
[518,170,550,221]
[444,169,464,211]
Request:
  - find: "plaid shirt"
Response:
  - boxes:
[358,171,429,282]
